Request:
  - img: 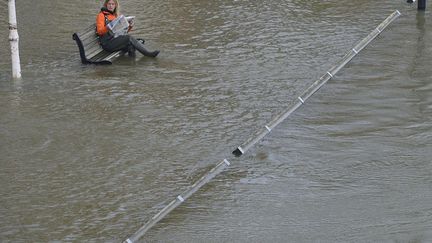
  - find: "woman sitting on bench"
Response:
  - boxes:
[96,0,159,57]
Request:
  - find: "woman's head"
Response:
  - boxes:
[103,0,120,15]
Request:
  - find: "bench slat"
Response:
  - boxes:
[86,47,106,60]
[79,32,98,44]
[90,51,110,61]
[85,43,104,56]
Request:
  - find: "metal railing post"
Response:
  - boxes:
[418,0,427,10]
[8,0,22,79]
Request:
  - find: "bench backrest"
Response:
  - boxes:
[73,24,122,64]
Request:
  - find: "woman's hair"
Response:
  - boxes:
[103,0,120,16]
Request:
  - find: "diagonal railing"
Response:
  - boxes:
[123,10,401,243]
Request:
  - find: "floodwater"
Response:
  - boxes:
[1,0,431,242]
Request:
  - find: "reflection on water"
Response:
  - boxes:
[1,0,431,242]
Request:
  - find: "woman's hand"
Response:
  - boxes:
[128,19,135,27]
[127,19,134,32]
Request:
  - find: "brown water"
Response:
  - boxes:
[1,0,431,242]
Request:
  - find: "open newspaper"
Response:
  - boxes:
[107,15,135,37]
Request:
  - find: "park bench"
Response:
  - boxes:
[72,24,124,65]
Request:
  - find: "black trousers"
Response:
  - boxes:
[100,34,159,57]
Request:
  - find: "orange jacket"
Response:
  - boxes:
[96,9,117,36]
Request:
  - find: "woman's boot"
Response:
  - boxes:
[130,36,160,57]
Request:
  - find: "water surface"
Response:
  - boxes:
[1,0,431,242]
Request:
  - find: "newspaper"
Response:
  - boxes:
[107,15,135,37]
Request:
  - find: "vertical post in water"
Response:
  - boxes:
[8,0,22,79]
[418,0,427,10]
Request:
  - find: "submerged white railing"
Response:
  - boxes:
[123,10,401,243]
[232,10,401,157]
